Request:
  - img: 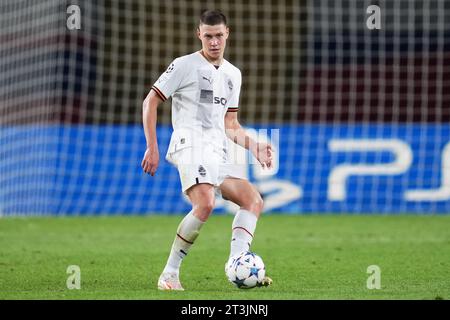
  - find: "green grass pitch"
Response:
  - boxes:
[0,215,449,300]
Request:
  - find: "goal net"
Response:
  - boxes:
[1,0,449,215]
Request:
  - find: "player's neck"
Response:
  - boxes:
[199,50,223,67]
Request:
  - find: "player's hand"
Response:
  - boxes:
[254,142,273,169]
[141,146,159,176]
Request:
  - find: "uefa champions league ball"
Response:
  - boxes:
[225,251,265,289]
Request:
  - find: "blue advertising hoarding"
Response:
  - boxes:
[0,124,449,215]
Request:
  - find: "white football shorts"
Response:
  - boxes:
[166,143,247,194]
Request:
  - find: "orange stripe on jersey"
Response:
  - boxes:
[151,86,167,101]
[227,107,239,112]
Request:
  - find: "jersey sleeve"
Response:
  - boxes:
[151,58,186,102]
[227,70,242,113]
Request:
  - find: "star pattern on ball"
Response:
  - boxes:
[249,267,259,277]
[233,277,246,288]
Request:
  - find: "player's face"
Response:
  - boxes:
[197,23,229,62]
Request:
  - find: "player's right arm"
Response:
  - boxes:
[141,89,163,176]
[141,57,186,175]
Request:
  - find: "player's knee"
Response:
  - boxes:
[194,198,215,220]
[245,194,264,216]
[200,200,215,214]
[254,195,264,215]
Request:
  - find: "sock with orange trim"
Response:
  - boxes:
[162,210,204,275]
[230,209,258,258]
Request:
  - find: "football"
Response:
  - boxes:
[225,251,265,289]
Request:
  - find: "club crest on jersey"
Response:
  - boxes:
[198,165,207,177]
[165,63,174,73]
[228,79,233,91]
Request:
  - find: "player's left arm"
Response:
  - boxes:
[224,111,273,169]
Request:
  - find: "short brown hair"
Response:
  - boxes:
[199,9,227,26]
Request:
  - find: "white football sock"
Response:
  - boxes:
[230,209,258,258]
[163,210,204,275]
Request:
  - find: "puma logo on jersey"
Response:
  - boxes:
[202,76,213,84]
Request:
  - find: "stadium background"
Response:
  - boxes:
[1,0,449,215]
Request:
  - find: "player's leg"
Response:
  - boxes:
[220,178,272,287]
[159,144,220,290]
[220,178,263,257]
[158,183,215,290]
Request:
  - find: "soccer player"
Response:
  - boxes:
[141,9,273,291]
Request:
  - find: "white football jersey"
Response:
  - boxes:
[152,51,241,158]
